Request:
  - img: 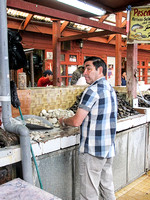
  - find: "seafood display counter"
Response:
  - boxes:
[0,113,148,200]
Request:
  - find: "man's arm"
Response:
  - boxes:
[59,108,88,127]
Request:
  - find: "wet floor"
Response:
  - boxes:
[115,171,150,200]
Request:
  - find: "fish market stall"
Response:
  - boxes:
[0,86,149,199]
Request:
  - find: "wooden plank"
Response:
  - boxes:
[23,14,33,30]
[52,20,61,86]
[115,12,122,86]
[58,30,119,42]
[126,44,138,104]
[88,15,109,33]
[60,21,69,33]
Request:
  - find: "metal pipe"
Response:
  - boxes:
[0,0,33,184]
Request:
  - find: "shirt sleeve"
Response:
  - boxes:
[79,88,98,112]
[42,77,50,84]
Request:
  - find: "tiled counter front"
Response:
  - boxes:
[12,86,86,118]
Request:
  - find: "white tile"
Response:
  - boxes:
[117,119,132,132]
[131,115,146,127]
[61,135,76,149]
[31,142,43,156]
[42,138,60,154]
[76,133,80,144]
[0,145,21,167]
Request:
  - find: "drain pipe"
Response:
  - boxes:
[0,0,33,184]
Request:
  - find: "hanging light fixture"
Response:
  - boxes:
[57,0,106,16]
[79,40,83,49]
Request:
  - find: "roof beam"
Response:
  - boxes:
[89,15,109,33]
[60,21,69,33]
[107,18,126,43]
[107,34,116,43]
[7,0,126,35]
[58,30,121,42]
[121,12,127,18]
[23,14,33,30]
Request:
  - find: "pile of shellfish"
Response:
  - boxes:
[69,91,139,119]
[39,109,75,127]
[138,94,150,108]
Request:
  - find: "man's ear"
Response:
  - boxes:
[98,66,103,75]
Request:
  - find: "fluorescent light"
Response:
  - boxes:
[57,0,106,16]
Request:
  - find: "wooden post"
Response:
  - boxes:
[115,12,122,86]
[126,43,138,105]
[52,20,61,86]
[30,51,34,87]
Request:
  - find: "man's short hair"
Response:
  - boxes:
[84,56,107,76]
[43,70,53,77]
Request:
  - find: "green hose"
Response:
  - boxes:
[18,106,43,189]
[30,143,43,189]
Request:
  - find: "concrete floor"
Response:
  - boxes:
[115,171,150,200]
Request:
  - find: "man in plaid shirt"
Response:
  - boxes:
[59,56,117,200]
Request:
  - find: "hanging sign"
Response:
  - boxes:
[128,6,150,42]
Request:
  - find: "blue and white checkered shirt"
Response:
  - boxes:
[79,77,117,158]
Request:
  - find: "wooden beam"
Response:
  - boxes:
[126,44,138,104]
[121,19,126,28]
[23,14,33,30]
[107,18,126,43]
[7,0,126,35]
[138,44,150,51]
[121,12,127,18]
[115,12,122,86]
[89,15,108,33]
[107,34,115,43]
[7,17,53,34]
[59,30,121,42]
[60,21,69,33]
[52,20,61,86]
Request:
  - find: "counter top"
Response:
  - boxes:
[0,113,147,168]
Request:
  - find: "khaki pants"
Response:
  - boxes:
[79,153,116,200]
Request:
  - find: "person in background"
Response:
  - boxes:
[121,70,127,86]
[59,56,118,200]
[71,65,85,85]
[37,70,53,87]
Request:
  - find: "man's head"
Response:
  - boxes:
[43,70,53,81]
[122,70,126,78]
[83,56,107,84]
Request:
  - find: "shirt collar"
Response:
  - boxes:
[90,76,105,86]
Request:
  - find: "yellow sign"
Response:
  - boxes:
[129,7,150,41]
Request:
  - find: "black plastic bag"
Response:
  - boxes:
[10,80,21,108]
[8,29,27,70]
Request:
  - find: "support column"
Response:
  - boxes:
[126,43,138,104]
[52,20,61,86]
[115,12,122,86]
[30,51,34,87]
